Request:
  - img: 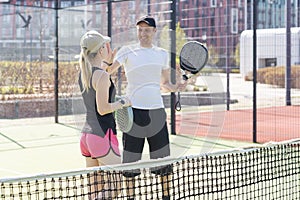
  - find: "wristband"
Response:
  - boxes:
[103,61,112,66]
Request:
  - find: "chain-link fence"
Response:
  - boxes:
[0,0,299,143]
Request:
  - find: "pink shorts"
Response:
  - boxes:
[80,129,120,159]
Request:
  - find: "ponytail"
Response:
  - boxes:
[79,48,92,92]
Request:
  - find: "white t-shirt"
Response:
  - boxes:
[115,43,169,109]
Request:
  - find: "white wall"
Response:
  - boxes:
[240,27,300,77]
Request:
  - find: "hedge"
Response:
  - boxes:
[247,66,300,89]
[0,61,80,99]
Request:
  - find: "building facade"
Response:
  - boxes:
[177,0,300,67]
[0,0,299,65]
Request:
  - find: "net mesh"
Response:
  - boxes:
[1,139,300,200]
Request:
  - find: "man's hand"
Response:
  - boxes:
[177,80,188,92]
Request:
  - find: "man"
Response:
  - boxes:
[107,16,186,200]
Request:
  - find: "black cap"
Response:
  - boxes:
[136,16,156,28]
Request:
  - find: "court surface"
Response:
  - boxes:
[1,73,299,179]
[173,105,300,143]
[0,116,254,179]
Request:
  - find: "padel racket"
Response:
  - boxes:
[116,106,133,133]
[176,41,209,111]
[180,41,208,80]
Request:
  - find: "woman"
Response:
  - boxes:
[78,30,130,199]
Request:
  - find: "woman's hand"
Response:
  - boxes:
[120,96,131,107]
[103,43,117,65]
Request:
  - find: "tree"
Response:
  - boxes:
[234,42,240,67]
[207,45,219,67]
[175,22,188,56]
[159,25,170,51]
[159,22,187,59]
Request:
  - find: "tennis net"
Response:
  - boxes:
[1,139,300,200]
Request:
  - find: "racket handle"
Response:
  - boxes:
[182,74,188,80]
[180,69,188,81]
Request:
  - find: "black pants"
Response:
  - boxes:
[122,108,172,177]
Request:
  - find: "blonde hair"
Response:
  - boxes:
[79,30,110,92]
[79,47,98,92]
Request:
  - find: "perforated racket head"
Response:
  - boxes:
[180,41,208,74]
[116,106,133,133]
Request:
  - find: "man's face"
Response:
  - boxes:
[136,22,156,46]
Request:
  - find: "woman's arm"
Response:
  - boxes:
[92,70,123,115]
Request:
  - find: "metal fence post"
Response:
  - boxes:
[170,0,176,135]
[286,0,291,106]
[252,0,257,143]
[54,0,60,123]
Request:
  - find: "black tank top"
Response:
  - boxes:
[78,67,116,137]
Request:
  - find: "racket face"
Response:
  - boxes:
[180,41,208,74]
[116,106,133,132]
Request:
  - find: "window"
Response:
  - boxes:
[231,8,238,34]
[128,1,135,10]
[2,14,10,24]
[238,0,243,7]
[16,28,24,38]
[61,1,72,8]
[74,1,84,6]
[211,0,217,7]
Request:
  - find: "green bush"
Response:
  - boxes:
[0,61,80,97]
